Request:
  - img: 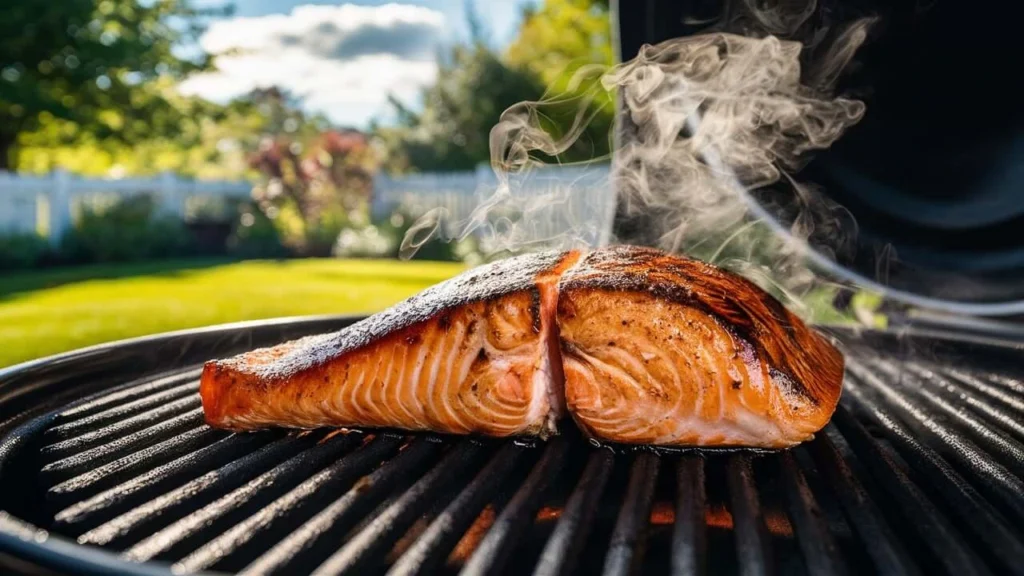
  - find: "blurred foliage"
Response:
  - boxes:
[226,202,290,259]
[505,0,614,159]
[60,195,195,263]
[0,232,51,271]
[0,0,619,268]
[0,0,230,171]
[332,210,473,263]
[376,45,546,173]
[851,291,887,328]
[15,94,264,179]
[375,0,614,173]
[15,86,336,180]
[247,88,377,256]
[507,0,612,87]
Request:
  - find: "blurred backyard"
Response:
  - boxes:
[0,258,462,367]
[0,1,874,368]
[0,0,613,366]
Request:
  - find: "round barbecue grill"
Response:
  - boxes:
[1,315,1023,575]
[4,1,1023,574]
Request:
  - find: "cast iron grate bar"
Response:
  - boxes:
[52,370,201,424]
[78,434,314,548]
[532,450,615,576]
[671,456,706,576]
[843,375,1024,574]
[40,395,202,462]
[459,437,570,576]
[4,337,1021,576]
[387,442,529,576]
[123,431,363,562]
[41,407,207,483]
[846,362,1024,522]
[971,371,1024,398]
[45,380,200,441]
[938,368,1024,422]
[311,439,486,576]
[48,425,225,508]
[726,455,773,576]
[778,450,847,576]
[900,364,1024,443]
[833,399,993,576]
[602,452,660,576]
[807,431,920,576]
[176,434,405,573]
[239,438,443,576]
[866,361,1024,475]
[54,432,268,532]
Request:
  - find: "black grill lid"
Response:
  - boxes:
[612,0,1024,314]
[1,315,1023,575]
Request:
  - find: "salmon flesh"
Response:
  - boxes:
[201,245,843,448]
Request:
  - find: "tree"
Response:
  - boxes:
[14,83,255,178]
[0,1,228,170]
[246,88,376,256]
[507,0,612,91]
[505,0,614,160]
[378,0,616,174]
[376,44,547,173]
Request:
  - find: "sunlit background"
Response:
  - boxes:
[0,0,616,367]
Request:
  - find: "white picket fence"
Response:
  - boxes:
[374,163,616,248]
[0,170,252,245]
[1,163,616,249]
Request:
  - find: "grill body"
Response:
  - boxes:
[0,315,1022,575]
[613,0,1024,311]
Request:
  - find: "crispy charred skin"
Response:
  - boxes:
[201,250,581,437]
[556,245,843,448]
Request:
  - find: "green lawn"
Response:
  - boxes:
[0,258,464,368]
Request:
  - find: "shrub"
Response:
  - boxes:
[304,204,351,257]
[332,209,472,262]
[0,232,50,271]
[227,203,290,259]
[59,195,195,263]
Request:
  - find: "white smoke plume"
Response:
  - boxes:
[401,10,876,320]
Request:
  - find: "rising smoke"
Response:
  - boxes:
[401,3,876,320]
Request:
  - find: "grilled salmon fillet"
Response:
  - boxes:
[201,245,843,447]
[201,250,580,437]
[556,246,843,447]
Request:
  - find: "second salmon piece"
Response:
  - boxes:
[556,246,843,448]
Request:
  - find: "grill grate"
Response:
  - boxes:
[1,325,1023,575]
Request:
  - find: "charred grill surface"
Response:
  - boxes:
[0,318,1022,575]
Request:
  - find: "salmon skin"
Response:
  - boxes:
[201,245,843,448]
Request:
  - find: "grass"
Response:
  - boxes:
[0,257,883,369]
[0,258,465,368]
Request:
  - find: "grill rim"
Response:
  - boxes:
[0,314,1022,576]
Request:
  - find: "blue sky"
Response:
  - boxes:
[182,1,539,127]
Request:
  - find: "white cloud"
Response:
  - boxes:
[179,3,445,127]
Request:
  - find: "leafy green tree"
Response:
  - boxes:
[505,0,614,160]
[13,86,333,180]
[377,0,615,173]
[507,0,612,92]
[376,44,547,172]
[14,85,250,178]
[0,1,228,170]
